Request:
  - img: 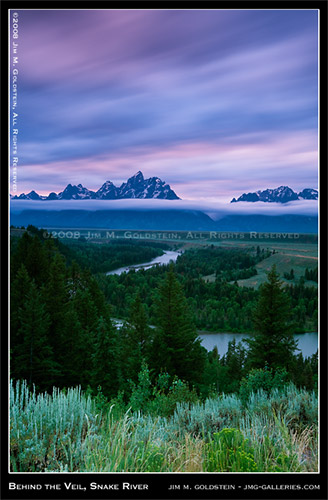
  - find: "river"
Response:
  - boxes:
[108,252,318,358]
[112,318,317,359]
[199,331,318,358]
[106,250,182,275]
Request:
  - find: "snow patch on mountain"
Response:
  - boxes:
[231,186,318,203]
[12,172,180,201]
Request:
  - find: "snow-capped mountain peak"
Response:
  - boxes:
[298,188,318,200]
[57,183,96,200]
[96,180,119,200]
[231,186,318,203]
[12,172,180,201]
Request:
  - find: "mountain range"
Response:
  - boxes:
[11,171,180,201]
[11,178,318,205]
[231,186,318,203]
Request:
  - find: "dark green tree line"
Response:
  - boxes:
[10,229,318,401]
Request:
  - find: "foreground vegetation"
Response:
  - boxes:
[10,379,318,472]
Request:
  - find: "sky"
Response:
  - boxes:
[10,9,319,201]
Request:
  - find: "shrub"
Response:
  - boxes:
[128,365,199,417]
[205,428,257,472]
[277,385,318,429]
[239,367,289,403]
[10,379,318,473]
[172,393,243,437]
[245,384,318,429]
[150,376,199,417]
[10,380,97,472]
[128,363,152,413]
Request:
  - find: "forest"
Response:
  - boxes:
[10,226,318,472]
[95,242,318,333]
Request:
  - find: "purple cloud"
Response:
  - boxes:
[10,9,318,200]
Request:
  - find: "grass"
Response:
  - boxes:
[10,380,318,473]
[198,239,318,289]
[233,245,318,289]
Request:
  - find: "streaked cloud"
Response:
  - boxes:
[11,9,318,200]
[16,130,318,199]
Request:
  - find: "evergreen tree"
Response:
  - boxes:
[223,339,246,392]
[153,266,206,386]
[289,351,318,391]
[24,235,49,285]
[245,265,298,371]
[57,307,86,388]
[10,264,32,340]
[128,293,150,351]
[43,253,69,371]
[119,294,152,385]
[12,232,32,277]
[72,288,98,333]
[89,277,109,316]
[67,260,82,294]
[44,253,68,324]
[201,346,222,396]
[70,288,99,384]
[14,283,57,389]
[91,316,120,397]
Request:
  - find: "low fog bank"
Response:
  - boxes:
[10,199,318,218]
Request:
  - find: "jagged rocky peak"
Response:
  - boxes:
[96,180,119,200]
[12,171,180,201]
[132,171,144,181]
[298,188,318,200]
[231,186,317,203]
[57,183,96,200]
[12,190,43,200]
[27,190,42,200]
[100,180,115,187]
[117,171,180,200]
[122,171,144,186]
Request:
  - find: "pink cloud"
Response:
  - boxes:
[13,129,318,199]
